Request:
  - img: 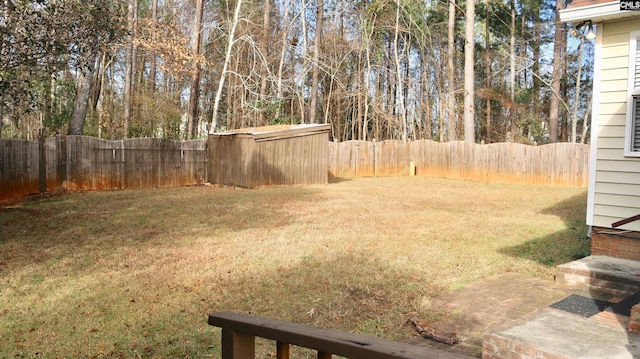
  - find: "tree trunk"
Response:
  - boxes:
[187,0,204,138]
[571,36,584,143]
[123,0,138,139]
[580,96,592,144]
[549,0,564,143]
[404,48,412,140]
[149,0,157,94]
[210,0,243,133]
[276,0,290,120]
[510,0,516,101]
[532,7,542,138]
[463,0,475,143]
[259,0,271,126]
[89,53,104,112]
[309,0,323,124]
[485,0,491,143]
[393,0,407,141]
[298,0,307,124]
[97,52,111,138]
[362,17,374,141]
[447,0,457,141]
[68,62,97,135]
[560,43,568,142]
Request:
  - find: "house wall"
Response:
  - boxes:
[590,18,640,232]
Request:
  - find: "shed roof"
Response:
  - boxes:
[210,124,331,142]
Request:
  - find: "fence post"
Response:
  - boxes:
[38,130,46,193]
[222,329,255,359]
[276,342,290,359]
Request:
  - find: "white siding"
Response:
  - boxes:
[601,68,630,81]
[598,102,627,115]
[595,182,640,196]
[598,124,627,138]
[590,19,640,231]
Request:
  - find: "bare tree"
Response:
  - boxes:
[259,0,271,126]
[362,8,376,141]
[549,0,565,143]
[276,0,290,120]
[464,0,475,142]
[123,0,138,138]
[485,0,491,143]
[581,96,591,144]
[509,0,516,101]
[187,0,205,138]
[209,0,243,133]
[149,0,158,94]
[394,0,407,141]
[447,0,457,141]
[571,35,585,143]
[309,0,323,124]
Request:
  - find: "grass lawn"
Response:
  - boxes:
[0,176,589,358]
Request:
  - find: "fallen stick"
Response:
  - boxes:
[407,318,459,346]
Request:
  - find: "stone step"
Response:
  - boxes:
[483,309,640,359]
[555,255,640,298]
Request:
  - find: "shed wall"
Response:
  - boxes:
[207,132,328,188]
[591,18,640,231]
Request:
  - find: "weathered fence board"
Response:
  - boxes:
[327,140,356,178]
[328,140,589,187]
[0,136,207,201]
[1,139,39,199]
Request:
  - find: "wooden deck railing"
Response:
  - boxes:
[612,214,640,228]
[208,312,471,359]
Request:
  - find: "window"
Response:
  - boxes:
[626,33,640,156]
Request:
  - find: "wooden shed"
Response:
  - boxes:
[207,124,331,188]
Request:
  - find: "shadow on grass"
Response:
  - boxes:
[0,184,325,275]
[0,248,439,358]
[203,252,449,357]
[328,176,352,184]
[498,191,591,267]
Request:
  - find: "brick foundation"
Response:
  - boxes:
[591,227,640,260]
[630,304,640,333]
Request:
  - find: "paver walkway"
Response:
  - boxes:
[407,271,640,358]
[406,273,576,357]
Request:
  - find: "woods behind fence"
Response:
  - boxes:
[0,136,589,201]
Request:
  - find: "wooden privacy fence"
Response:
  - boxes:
[0,136,207,201]
[1,137,589,201]
[328,140,590,187]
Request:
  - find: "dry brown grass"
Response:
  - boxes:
[0,177,589,358]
